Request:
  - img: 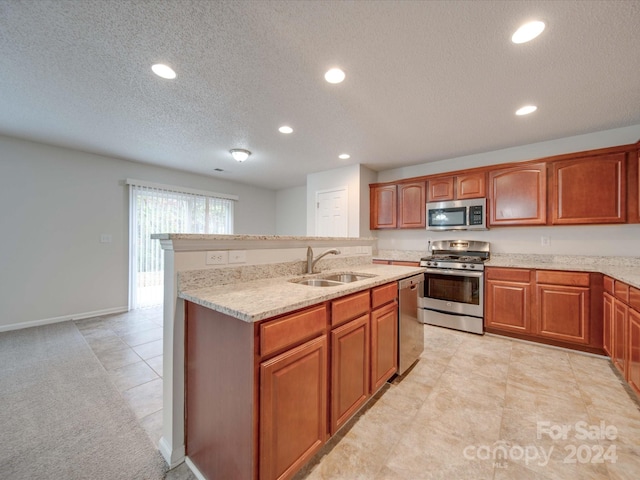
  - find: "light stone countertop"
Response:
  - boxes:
[179,264,425,323]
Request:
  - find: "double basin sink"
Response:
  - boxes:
[290,272,376,287]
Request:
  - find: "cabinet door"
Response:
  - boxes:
[603,292,614,357]
[489,163,547,225]
[260,336,328,480]
[330,314,370,434]
[628,308,640,396]
[536,284,590,344]
[398,182,426,228]
[370,184,397,229]
[427,177,454,202]
[551,153,626,224]
[370,301,398,392]
[485,279,532,333]
[457,173,486,199]
[612,299,628,377]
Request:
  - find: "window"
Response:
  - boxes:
[128,180,235,308]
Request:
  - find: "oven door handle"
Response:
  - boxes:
[424,268,484,278]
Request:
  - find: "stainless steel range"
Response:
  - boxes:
[418,240,490,335]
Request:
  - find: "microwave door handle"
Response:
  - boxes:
[424,268,484,278]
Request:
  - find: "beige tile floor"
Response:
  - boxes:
[76,309,640,480]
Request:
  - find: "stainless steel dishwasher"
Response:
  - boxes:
[398,274,424,375]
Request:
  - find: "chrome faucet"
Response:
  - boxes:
[306,247,340,274]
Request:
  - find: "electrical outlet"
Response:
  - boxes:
[228,250,246,264]
[541,236,550,247]
[206,251,228,265]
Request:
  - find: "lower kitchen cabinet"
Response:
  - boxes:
[628,308,640,395]
[371,297,398,392]
[603,292,614,356]
[485,267,532,333]
[612,298,628,376]
[260,335,328,480]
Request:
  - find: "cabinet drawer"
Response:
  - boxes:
[614,281,630,303]
[485,267,531,283]
[630,286,640,311]
[260,305,327,358]
[536,270,590,287]
[371,283,398,309]
[603,276,614,294]
[332,291,370,327]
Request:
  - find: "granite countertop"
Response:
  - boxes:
[179,264,425,323]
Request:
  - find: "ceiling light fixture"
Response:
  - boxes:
[516,105,538,116]
[151,63,176,79]
[230,149,251,162]
[324,68,345,84]
[338,153,351,160]
[279,126,293,134]
[511,21,546,44]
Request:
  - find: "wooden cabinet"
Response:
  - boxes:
[612,298,628,376]
[603,292,614,357]
[550,153,626,225]
[427,173,486,202]
[371,300,398,392]
[370,184,397,229]
[371,182,425,229]
[628,308,640,396]
[260,335,328,480]
[485,267,533,333]
[398,182,426,228]
[488,163,547,226]
[427,177,454,202]
[536,271,590,345]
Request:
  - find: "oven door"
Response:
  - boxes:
[419,268,483,318]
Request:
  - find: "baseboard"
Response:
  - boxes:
[185,457,206,480]
[159,436,185,469]
[0,306,129,333]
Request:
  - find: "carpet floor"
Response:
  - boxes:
[0,321,167,479]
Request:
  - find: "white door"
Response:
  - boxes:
[315,188,348,237]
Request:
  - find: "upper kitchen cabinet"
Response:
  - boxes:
[488,163,547,226]
[397,182,426,228]
[370,181,425,229]
[427,173,486,202]
[550,153,626,225]
[370,184,397,229]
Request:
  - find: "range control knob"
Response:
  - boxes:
[461,264,467,268]
[469,264,475,269]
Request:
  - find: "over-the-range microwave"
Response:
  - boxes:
[426,198,487,231]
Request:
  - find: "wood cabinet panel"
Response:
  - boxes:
[457,172,486,199]
[604,276,615,294]
[486,267,531,283]
[536,284,590,344]
[330,314,370,434]
[489,163,547,225]
[370,301,398,392]
[551,153,626,225]
[485,278,532,333]
[628,308,640,396]
[630,286,640,311]
[603,292,614,357]
[371,282,398,309]
[612,298,628,377]
[614,280,630,303]
[427,177,454,202]
[398,182,426,228]
[536,270,590,287]
[260,336,328,480]
[370,184,397,229]
[260,305,327,358]
[331,291,370,327]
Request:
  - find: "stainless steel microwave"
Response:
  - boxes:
[426,198,487,231]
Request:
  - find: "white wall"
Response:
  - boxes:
[375,124,640,257]
[0,135,276,329]
[306,164,376,237]
[275,186,307,235]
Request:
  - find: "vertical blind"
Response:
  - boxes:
[129,182,234,308]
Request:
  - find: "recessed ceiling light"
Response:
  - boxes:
[151,63,176,79]
[516,105,538,116]
[279,126,293,134]
[511,21,546,44]
[324,68,345,84]
[338,153,350,160]
[230,149,251,162]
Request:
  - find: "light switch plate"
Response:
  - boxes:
[228,250,246,264]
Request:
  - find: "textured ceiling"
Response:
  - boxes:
[1,0,639,190]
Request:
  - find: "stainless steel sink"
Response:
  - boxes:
[289,272,376,287]
[292,278,344,287]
